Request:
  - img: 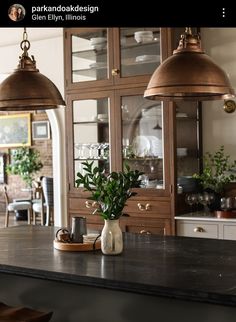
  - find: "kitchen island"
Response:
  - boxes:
[1,225,236,321]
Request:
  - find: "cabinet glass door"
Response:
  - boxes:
[120,28,160,78]
[176,101,201,177]
[73,97,110,186]
[121,94,164,189]
[71,29,109,83]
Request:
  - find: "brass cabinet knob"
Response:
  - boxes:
[112,68,119,76]
[137,203,151,211]
[85,200,97,208]
[140,229,151,234]
[194,227,205,233]
[223,100,236,113]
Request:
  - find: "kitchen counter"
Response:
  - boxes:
[1,225,236,321]
[175,212,236,221]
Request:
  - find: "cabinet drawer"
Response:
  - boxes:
[123,200,171,218]
[223,224,236,240]
[69,198,98,214]
[177,221,218,239]
[125,224,166,235]
[123,218,171,235]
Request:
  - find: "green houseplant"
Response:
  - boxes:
[193,146,236,194]
[75,161,142,254]
[6,146,43,187]
[76,161,142,219]
[193,146,236,211]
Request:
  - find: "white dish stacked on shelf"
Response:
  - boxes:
[147,179,158,188]
[97,113,108,122]
[90,37,107,50]
[141,106,162,118]
[89,62,106,69]
[176,112,188,118]
[134,30,153,43]
[135,54,160,63]
[148,136,162,157]
[132,135,150,157]
[132,135,162,158]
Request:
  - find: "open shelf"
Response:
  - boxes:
[73,67,107,78]
[72,48,107,60]
[73,120,108,125]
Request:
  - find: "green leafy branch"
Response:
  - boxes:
[75,161,143,220]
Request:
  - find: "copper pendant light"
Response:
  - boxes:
[0,28,65,111]
[144,28,235,101]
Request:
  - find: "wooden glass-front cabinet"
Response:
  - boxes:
[64,27,202,235]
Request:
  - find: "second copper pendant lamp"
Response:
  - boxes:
[144,28,235,101]
[0,28,65,111]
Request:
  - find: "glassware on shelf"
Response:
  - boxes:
[185,193,198,214]
[139,174,149,188]
[75,142,110,160]
[220,197,235,211]
[89,143,99,159]
[75,143,83,159]
[100,142,109,159]
[75,143,90,159]
[123,145,134,159]
[197,192,215,215]
[121,105,130,120]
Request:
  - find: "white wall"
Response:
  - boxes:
[0,28,67,226]
[201,28,236,161]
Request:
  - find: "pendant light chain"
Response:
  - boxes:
[20,27,30,58]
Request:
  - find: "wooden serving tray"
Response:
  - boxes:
[53,239,101,251]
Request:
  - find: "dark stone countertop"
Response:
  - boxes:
[1,225,236,306]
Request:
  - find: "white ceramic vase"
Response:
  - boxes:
[101,219,123,255]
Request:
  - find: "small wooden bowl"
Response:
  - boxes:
[214,211,236,219]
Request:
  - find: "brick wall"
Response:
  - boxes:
[0,111,52,211]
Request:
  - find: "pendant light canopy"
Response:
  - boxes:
[0,28,65,111]
[144,28,235,101]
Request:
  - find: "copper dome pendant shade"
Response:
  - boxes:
[144,28,235,101]
[0,29,65,111]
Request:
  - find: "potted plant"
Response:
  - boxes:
[75,161,142,255]
[6,146,43,188]
[193,145,236,212]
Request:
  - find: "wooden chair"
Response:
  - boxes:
[42,177,54,226]
[32,178,54,226]
[32,186,45,225]
[3,186,32,228]
[0,301,53,321]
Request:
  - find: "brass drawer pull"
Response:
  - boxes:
[137,203,151,211]
[194,227,205,233]
[85,201,97,208]
[140,229,151,234]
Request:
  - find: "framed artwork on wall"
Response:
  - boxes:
[32,121,50,140]
[0,113,31,148]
